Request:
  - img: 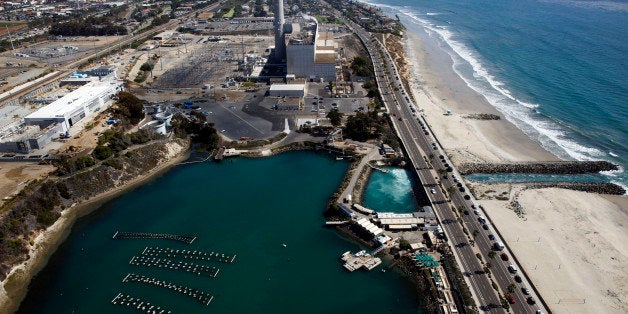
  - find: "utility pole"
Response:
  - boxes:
[6,25,15,51]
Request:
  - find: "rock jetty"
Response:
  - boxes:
[458,161,618,175]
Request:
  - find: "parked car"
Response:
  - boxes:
[501,253,509,261]
[508,264,518,273]
[514,275,522,283]
[488,234,495,240]
[522,287,530,295]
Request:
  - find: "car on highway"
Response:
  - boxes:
[506,294,516,304]
[501,253,509,261]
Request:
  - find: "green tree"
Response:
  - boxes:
[112,91,145,125]
[327,109,343,127]
[93,145,113,160]
[399,238,411,250]
[140,62,153,72]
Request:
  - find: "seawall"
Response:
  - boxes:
[458,161,618,175]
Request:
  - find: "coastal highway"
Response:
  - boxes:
[347,20,548,313]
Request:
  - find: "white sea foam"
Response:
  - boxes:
[426,12,441,16]
[395,5,608,163]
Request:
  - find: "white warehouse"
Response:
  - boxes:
[24,80,123,132]
[269,84,306,97]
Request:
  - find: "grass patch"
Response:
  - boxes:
[222,7,235,18]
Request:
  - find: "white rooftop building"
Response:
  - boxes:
[24,79,123,133]
[269,84,306,97]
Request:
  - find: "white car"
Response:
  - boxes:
[430,188,436,194]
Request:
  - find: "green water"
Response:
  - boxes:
[17,152,420,313]
[363,167,420,213]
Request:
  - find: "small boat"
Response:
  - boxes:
[336,157,344,160]
[381,268,386,273]
[282,243,287,248]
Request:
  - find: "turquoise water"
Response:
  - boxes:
[465,172,610,183]
[17,152,420,313]
[363,167,419,213]
[363,0,627,188]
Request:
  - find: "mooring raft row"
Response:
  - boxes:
[129,256,220,278]
[139,247,237,263]
[111,293,172,314]
[122,273,214,305]
[112,232,197,244]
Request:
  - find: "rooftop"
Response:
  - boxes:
[26,80,120,119]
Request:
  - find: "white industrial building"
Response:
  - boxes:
[285,18,337,81]
[24,79,123,133]
[269,84,306,97]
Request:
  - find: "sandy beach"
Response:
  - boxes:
[402,27,628,313]
[483,189,628,313]
[0,141,189,314]
[404,32,558,165]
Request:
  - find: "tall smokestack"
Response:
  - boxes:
[273,0,285,61]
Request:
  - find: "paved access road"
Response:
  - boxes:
[347,20,548,314]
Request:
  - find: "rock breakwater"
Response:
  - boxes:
[459,161,618,175]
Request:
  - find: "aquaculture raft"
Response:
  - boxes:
[140,247,237,263]
[122,273,214,305]
[112,231,197,244]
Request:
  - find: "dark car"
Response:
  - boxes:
[501,253,509,261]
[527,297,536,305]
[482,224,489,230]
[488,234,495,240]
[514,275,522,283]
[464,210,470,215]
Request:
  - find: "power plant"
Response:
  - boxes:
[273,0,286,62]
[273,0,337,81]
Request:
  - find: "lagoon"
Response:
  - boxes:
[17,152,420,313]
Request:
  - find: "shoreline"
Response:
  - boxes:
[391,17,628,313]
[0,143,190,314]
[403,31,559,165]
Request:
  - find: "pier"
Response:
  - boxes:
[129,256,220,278]
[140,247,237,263]
[112,231,197,244]
[325,220,350,226]
[214,147,225,161]
[122,273,214,305]
[111,293,171,314]
[341,251,382,272]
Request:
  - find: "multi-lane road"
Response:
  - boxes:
[347,20,548,313]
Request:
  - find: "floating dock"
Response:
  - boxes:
[122,273,214,306]
[129,256,220,278]
[341,251,382,272]
[112,231,197,244]
[111,293,171,313]
[140,247,236,263]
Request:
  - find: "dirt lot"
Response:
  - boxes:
[0,162,55,208]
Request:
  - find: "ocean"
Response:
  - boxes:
[17,152,421,313]
[362,0,628,188]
